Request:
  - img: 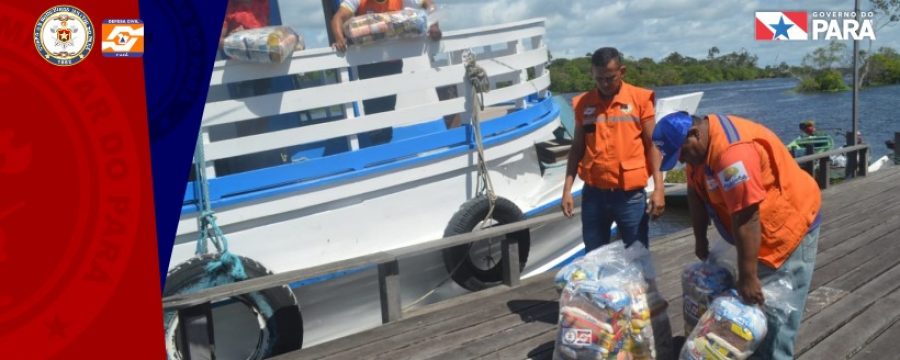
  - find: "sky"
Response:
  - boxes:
[280,0,900,66]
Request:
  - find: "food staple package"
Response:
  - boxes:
[678,293,767,360]
[223,26,303,64]
[342,8,428,46]
[553,243,660,360]
[681,260,734,334]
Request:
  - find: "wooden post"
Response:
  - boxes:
[502,235,521,287]
[895,132,899,165]
[378,260,402,323]
[845,132,858,179]
[857,146,868,177]
[178,302,215,360]
[816,157,830,189]
[801,145,815,175]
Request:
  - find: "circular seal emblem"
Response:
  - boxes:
[34,5,94,66]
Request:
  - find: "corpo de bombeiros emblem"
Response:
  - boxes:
[34,5,94,66]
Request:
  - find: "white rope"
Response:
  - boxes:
[463,50,497,228]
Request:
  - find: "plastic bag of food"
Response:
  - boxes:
[553,242,659,359]
[342,8,428,46]
[681,241,736,334]
[679,279,798,360]
[223,26,303,63]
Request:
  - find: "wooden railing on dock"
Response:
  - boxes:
[162,208,581,359]
[794,143,869,189]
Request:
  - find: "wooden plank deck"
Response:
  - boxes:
[277,166,900,360]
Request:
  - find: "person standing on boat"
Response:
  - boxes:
[652,112,822,359]
[329,0,442,147]
[561,47,665,251]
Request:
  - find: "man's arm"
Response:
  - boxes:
[732,203,764,305]
[641,119,665,219]
[686,185,710,260]
[330,6,354,52]
[418,0,442,40]
[561,122,586,217]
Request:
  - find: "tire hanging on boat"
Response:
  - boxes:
[442,196,530,291]
[163,254,303,359]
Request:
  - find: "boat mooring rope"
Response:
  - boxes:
[405,51,497,309]
[192,134,247,280]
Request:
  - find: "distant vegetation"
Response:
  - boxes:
[545,44,900,94]
[548,47,793,93]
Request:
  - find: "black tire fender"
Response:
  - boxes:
[163,254,302,359]
[441,196,530,291]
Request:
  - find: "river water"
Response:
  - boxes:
[564,77,899,160]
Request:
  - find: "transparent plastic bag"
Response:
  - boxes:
[553,242,659,359]
[681,240,736,334]
[342,8,428,46]
[223,26,303,64]
[679,275,798,360]
[679,292,767,360]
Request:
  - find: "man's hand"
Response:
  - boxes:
[332,38,348,52]
[695,238,709,260]
[737,274,765,305]
[647,189,665,219]
[427,23,442,41]
[561,192,575,218]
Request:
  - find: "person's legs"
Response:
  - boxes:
[612,189,649,248]
[356,61,402,147]
[581,185,614,253]
[752,226,819,360]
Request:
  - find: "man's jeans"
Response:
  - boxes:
[752,225,820,360]
[581,184,649,252]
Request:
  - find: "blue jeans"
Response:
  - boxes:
[580,185,649,252]
[751,225,820,360]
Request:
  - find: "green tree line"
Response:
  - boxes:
[548,48,794,93]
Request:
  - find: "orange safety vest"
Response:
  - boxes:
[688,114,821,269]
[572,82,656,190]
[356,0,403,14]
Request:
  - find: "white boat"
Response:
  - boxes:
[162,7,703,359]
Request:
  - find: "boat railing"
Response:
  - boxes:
[197,18,550,179]
[794,143,870,189]
[162,207,580,359]
[181,18,553,214]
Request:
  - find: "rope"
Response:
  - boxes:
[463,50,497,227]
[404,51,498,309]
[192,133,247,280]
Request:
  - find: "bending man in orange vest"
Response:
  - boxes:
[561,47,665,251]
[653,112,822,359]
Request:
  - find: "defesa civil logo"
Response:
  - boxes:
[34,5,94,66]
[756,11,877,41]
[101,19,144,57]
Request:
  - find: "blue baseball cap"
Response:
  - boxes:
[652,111,694,171]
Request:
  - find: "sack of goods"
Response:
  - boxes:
[224,26,304,64]
[553,242,659,360]
[342,8,428,46]
[681,260,734,335]
[678,292,767,360]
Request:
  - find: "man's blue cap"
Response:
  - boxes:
[652,111,693,171]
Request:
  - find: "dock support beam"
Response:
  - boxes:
[378,260,402,323]
[816,157,830,189]
[846,132,859,179]
[895,132,900,165]
[178,302,215,360]
[502,236,521,287]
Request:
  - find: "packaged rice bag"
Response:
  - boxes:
[342,8,428,46]
[223,26,303,64]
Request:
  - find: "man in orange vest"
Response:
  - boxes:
[561,47,666,251]
[653,111,822,359]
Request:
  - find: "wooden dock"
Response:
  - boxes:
[278,165,900,360]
